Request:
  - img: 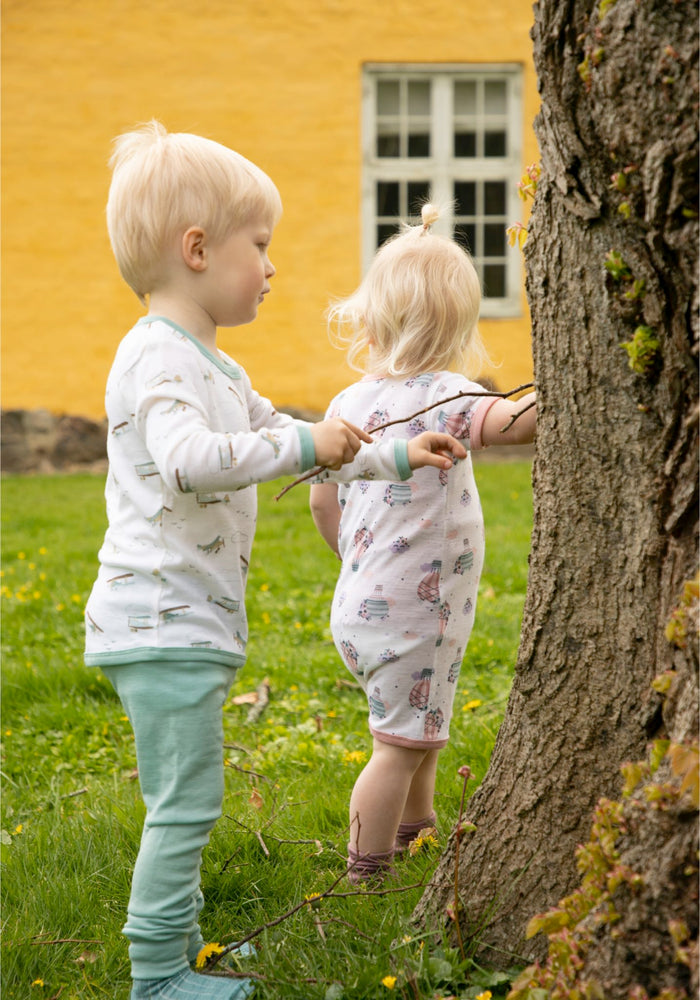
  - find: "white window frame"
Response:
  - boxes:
[361,63,524,318]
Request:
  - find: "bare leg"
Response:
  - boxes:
[401,747,440,824]
[348,738,431,854]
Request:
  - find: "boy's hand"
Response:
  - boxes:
[407,432,467,470]
[311,419,373,470]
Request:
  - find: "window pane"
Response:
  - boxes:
[377,80,400,115]
[377,129,400,157]
[454,80,477,115]
[454,223,476,253]
[408,80,431,115]
[408,131,430,157]
[377,223,398,247]
[377,181,400,216]
[454,181,476,215]
[483,263,506,297]
[484,80,507,115]
[484,181,506,215]
[407,181,431,214]
[484,223,506,256]
[454,131,476,157]
[484,131,507,156]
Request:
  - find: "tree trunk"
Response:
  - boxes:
[412,0,698,976]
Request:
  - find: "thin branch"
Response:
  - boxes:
[30,938,103,946]
[275,382,534,500]
[210,867,430,968]
[60,787,88,800]
[500,397,536,434]
[246,678,270,724]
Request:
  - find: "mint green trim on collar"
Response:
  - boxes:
[297,424,316,472]
[137,316,242,379]
[84,647,247,669]
[394,439,412,481]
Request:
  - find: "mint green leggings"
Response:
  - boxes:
[103,660,237,981]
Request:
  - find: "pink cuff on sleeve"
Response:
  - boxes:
[469,395,499,450]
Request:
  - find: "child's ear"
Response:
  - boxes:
[181,227,208,272]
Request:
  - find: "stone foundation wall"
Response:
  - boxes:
[1,408,322,474]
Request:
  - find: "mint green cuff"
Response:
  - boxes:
[296,424,316,472]
[84,647,246,669]
[394,439,412,480]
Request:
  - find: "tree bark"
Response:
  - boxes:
[412,0,698,973]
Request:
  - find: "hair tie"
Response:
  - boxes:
[420,203,440,234]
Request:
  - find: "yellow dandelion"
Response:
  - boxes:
[29,562,36,570]
[261,611,271,624]
[343,750,367,765]
[381,975,397,989]
[195,942,225,969]
[71,594,82,604]
[14,824,23,835]
[55,603,65,611]
[260,583,269,591]
[476,992,492,1000]
[463,699,482,711]
[294,621,302,629]
[39,547,48,555]
[31,979,45,987]
[18,552,26,560]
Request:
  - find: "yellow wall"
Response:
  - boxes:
[1,0,538,419]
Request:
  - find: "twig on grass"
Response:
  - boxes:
[209,868,431,971]
[275,382,534,500]
[30,938,103,946]
[60,787,88,800]
[246,678,270,724]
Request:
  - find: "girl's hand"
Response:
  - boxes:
[407,432,467,470]
[311,418,373,470]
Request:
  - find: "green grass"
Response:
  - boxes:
[1,463,532,1000]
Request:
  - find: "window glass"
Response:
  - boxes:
[454,181,476,215]
[377,80,400,115]
[484,181,506,215]
[484,80,507,115]
[408,80,431,115]
[377,181,400,216]
[483,263,506,297]
[408,131,430,157]
[484,223,506,257]
[485,131,507,157]
[454,81,477,115]
[376,127,400,158]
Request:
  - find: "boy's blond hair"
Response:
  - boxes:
[329,204,485,379]
[106,120,283,302]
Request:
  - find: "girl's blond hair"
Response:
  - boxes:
[106,120,283,302]
[329,204,486,378]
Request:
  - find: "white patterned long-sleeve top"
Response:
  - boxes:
[84,317,412,668]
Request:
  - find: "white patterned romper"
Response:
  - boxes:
[327,372,497,749]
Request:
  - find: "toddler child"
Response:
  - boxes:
[310,204,536,883]
[84,124,466,1000]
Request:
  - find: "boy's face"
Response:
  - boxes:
[202,214,276,328]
